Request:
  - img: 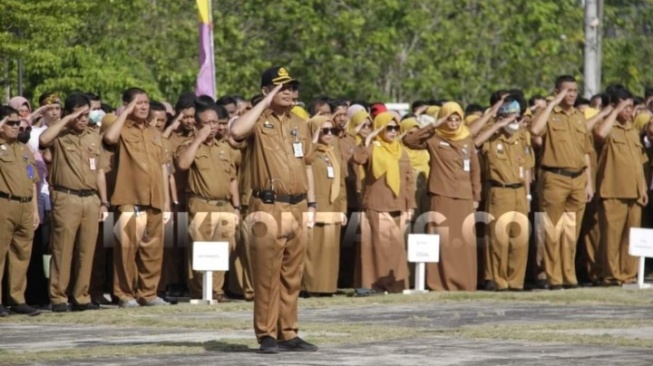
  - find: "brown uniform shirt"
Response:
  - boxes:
[643,135,653,191]
[597,122,648,199]
[48,129,107,190]
[245,109,312,195]
[177,137,241,200]
[167,131,192,201]
[110,120,167,210]
[0,138,39,196]
[538,106,592,170]
[353,145,415,212]
[403,128,481,201]
[307,146,347,220]
[482,129,532,185]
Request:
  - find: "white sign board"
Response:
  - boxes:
[407,234,439,263]
[628,228,653,258]
[192,241,229,271]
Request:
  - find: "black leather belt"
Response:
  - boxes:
[53,186,97,197]
[0,191,32,203]
[489,180,524,189]
[252,191,307,205]
[189,193,229,206]
[541,166,586,178]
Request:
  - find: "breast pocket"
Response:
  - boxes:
[260,128,280,150]
[550,123,569,142]
[194,153,212,170]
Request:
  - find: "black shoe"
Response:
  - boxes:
[0,305,8,317]
[278,337,318,352]
[549,285,563,291]
[11,304,41,316]
[484,280,497,291]
[51,303,70,313]
[258,336,279,354]
[535,279,549,290]
[72,302,100,311]
[563,283,578,290]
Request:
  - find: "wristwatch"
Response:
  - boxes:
[100,201,110,208]
[307,202,317,209]
[233,205,241,211]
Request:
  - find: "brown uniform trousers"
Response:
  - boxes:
[246,109,312,342]
[337,132,358,289]
[160,133,191,292]
[230,144,254,299]
[483,130,531,290]
[0,139,39,305]
[403,130,482,291]
[597,123,648,284]
[110,120,167,303]
[47,129,104,305]
[352,145,413,293]
[535,106,592,287]
[578,135,601,284]
[302,146,346,294]
[187,199,237,297]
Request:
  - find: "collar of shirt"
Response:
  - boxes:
[552,106,578,116]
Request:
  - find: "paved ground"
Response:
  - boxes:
[1,289,653,365]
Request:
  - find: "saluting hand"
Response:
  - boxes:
[551,88,569,107]
[197,124,212,141]
[496,113,518,127]
[431,116,448,129]
[365,126,384,147]
[124,98,139,115]
[263,83,284,108]
[312,125,321,144]
[68,106,89,124]
[0,116,6,129]
[615,98,633,112]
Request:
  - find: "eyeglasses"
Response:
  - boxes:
[4,120,20,127]
[321,127,338,135]
[385,125,400,132]
[19,126,32,132]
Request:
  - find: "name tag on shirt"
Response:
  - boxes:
[463,159,470,172]
[293,142,304,158]
[90,158,97,171]
[327,166,335,179]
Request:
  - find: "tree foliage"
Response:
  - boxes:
[2,0,653,107]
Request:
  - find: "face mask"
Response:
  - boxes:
[89,110,106,126]
[503,122,521,134]
[17,131,31,144]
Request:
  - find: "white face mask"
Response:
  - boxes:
[503,121,520,134]
[89,110,105,126]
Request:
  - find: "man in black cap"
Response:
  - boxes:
[230,66,318,354]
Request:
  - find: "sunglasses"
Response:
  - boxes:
[5,120,21,127]
[321,127,338,135]
[385,125,400,132]
[19,126,32,132]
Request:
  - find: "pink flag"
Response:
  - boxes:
[195,0,216,99]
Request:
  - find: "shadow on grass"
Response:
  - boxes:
[128,340,254,353]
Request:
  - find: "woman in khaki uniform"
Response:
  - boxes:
[302,116,347,295]
[353,112,414,293]
[403,102,482,291]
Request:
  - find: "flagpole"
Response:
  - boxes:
[208,0,216,97]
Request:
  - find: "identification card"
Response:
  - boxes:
[90,158,97,171]
[519,166,524,179]
[463,159,470,172]
[26,164,34,180]
[293,142,304,158]
[327,166,335,179]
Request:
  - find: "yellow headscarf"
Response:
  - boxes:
[464,114,480,125]
[348,109,372,144]
[425,105,441,118]
[435,102,470,141]
[584,107,599,120]
[308,116,341,204]
[634,112,652,131]
[400,118,430,177]
[291,105,310,121]
[371,112,403,197]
